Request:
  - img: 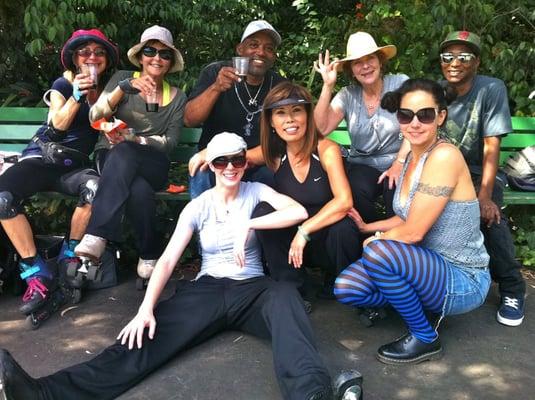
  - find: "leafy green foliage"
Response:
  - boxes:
[508,207,535,268]
[0,0,533,114]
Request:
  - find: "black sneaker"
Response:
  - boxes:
[0,349,41,400]
[497,296,525,327]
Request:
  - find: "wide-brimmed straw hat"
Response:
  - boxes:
[127,25,184,73]
[334,32,396,72]
[61,29,119,72]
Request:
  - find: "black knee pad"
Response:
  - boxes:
[79,178,99,205]
[0,191,18,219]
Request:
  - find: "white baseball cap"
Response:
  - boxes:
[241,20,281,46]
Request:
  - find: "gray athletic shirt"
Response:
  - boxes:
[332,74,409,171]
[90,70,186,154]
[180,182,274,280]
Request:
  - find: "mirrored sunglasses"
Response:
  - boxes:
[397,107,437,124]
[440,52,476,64]
[76,48,107,58]
[211,155,247,169]
[142,46,173,61]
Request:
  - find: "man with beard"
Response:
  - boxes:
[439,30,526,326]
[184,20,286,198]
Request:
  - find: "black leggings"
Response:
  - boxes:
[0,158,98,213]
[87,142,169,259]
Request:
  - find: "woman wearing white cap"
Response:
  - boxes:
[314,32,409,225]
[0,132,364,400]
[75,25,187,281]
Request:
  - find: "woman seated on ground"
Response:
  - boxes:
[0,29,118,313]
[335,78,490,364]
[0,133,363,400]
[314,31,409,223]
[75,25,186,281]
[251,81,361,302]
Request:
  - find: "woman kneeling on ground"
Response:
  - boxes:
[335,78,490,364]
[250,81,361,304]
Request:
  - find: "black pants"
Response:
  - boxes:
[37,276,331,400]
[0,158,97,211]
[88,142,169,259]
[253,202,362,292]
[346,162,395,223]
[472,174,525,298]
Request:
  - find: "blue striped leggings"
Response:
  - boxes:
[334,239,448,343]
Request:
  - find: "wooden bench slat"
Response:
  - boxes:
[1,108,534,207]
[0,107,47,123]
[0,125,42,140]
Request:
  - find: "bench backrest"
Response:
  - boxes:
[0,107,201,163]
[326,116,535,166]
[1,107,533,167]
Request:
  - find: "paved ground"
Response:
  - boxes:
[1,266,534,400]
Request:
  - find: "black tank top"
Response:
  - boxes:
[274,150,333,215]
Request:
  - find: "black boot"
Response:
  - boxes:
[0,349,42,400]
[377,332,442,365]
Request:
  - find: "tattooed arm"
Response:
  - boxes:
[379,143,476,244]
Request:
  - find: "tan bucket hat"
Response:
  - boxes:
[127,25,184,73]
[334,32,396,71]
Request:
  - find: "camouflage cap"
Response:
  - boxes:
[440,31,481,56]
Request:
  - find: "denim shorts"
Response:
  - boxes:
[442,265,491,316]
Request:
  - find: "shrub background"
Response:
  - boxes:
[1,0,533,267]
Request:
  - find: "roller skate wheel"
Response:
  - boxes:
[66,262,78,277]
[87,265,99,281]
[358,312,374,327]
[25,314,40,330]
[136,277,146,291]
[71,289,82,304]
[334,370,363,400]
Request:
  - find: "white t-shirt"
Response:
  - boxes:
[180,181,274,280]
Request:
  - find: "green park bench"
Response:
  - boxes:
[1,107,534,206]
[0,107,199,203]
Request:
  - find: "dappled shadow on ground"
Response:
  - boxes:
[0,273,533,399]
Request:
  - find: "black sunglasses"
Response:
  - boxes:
[142,46,173,61]
[396,107,437,124]
[212,155,247,169]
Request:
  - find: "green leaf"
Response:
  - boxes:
[47,27,57,42]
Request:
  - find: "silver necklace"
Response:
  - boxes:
[234,76,273,137]
[243,78,265,106]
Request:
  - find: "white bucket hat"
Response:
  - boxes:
[206,132,247,164]
[127,25,184,73]
[334,32,396,72]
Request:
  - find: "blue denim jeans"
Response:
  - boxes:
[442,265,491,316]
[189,165,275,199]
